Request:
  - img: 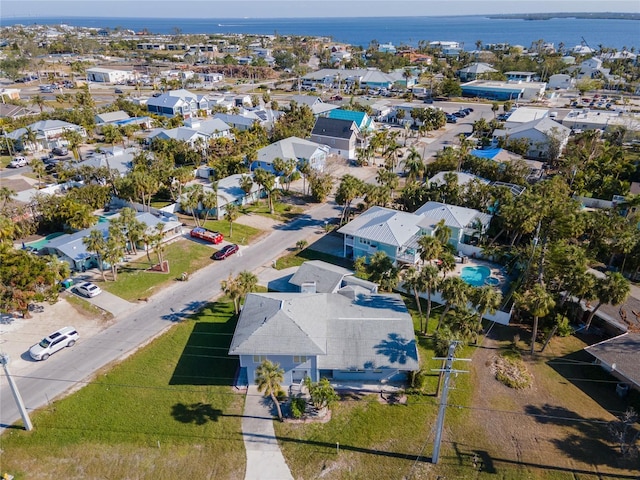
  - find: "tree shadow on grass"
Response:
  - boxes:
[169,307,239,386]
[524,403,639,471]
[171,402,223,425]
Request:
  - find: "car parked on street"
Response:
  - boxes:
[52,146,69,156]
[29,326,79,361]
[213,244,239,260]
[76,282,102,298]
[9,156,28,168]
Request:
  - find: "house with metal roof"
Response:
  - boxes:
[86,67,134,84]
[492,117,571,159]
[211,111,262,131]
[75,146,138,177]
[310,117,360,160]
[457,63,498,82]
[253,136,329,173]
[328,109,374,132]
[228,290,419,386]
[5,120,87,153]
[39,212,182,272]
[146,89,209,119]
[94,111,153,130]
[338,201,493,264]
[290,95,339,117]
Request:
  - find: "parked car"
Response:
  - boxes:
[76,282,102,298]
[114,88,123,94]
[9,156,28,168]
[29,326,79,361]
[445,114,457,124]
[52,146,69,156]
[213,244,239,260]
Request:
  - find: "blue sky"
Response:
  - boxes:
[2,0,638,18]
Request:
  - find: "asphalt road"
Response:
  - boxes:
[0,200,340,430]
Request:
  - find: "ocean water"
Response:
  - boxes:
[2,16,638,51]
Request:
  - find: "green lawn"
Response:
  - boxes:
[274,247,355,270]
[202,219,262,245]
[240,197,304,223]
[0,301,246,480]
[101,240,214,301]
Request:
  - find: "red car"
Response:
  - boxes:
[190,227,223,244]
[213,244,239,260]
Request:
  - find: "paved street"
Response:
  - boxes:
[0,200,340,429]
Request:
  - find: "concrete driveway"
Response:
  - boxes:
[72,288,138,317]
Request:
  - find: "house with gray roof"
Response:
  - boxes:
[253,136,329,173]
[585,333,640,392]
[5,120,87,153]
[457,62,498,82]
[228,290,419,386]
[289,260,377,294]
[40,211,182,272]
[212,112,261,131]
[338,201,493,264]
[492,117,570,159]
[310,117,360,160]
[145,89,209,119]
[76,146,138,177]
[290,95,339,117]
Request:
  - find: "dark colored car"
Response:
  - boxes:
[445,114,457,124]
[52,146,68,156]
[213,244,239,260]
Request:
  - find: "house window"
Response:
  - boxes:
[360,238,371,245]
[293,356,307,363]
[253,355,268,363]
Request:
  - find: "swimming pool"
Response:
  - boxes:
[460,265,491,287]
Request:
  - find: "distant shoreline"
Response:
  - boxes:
[488,12,639,21]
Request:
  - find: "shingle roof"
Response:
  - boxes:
[229,292,419,371]
[311,117,358,140]
[337,206,421,247]
[289,260,354,293]
[585,333,640,388]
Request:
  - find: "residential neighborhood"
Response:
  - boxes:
[0,10,639,480]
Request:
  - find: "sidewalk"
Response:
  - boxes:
[242,385,294,480]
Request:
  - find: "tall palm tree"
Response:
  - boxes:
[433,219,452,247]
[584,272,630,329]
[200,188,218,223]
[221,273,242,314]
[471,286,503,344]
[403,147,424,183]
[82,229,107,281]
[0,187,16,209]
[517,284,556,354]
[255,359,285,422]
[30,159,46,187]
[437,276,469,331]
[403,266,428,333]
[224,203,240,240]
[418,235,442,266]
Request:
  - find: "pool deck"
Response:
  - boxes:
[452,258,509,292]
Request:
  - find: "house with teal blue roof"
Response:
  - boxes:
[328,109,374,132]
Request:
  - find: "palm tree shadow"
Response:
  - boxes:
[375,333,419,365]
[171,402,223,425]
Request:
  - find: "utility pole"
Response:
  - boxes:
[431,341,469,464]
[0,354,33,431]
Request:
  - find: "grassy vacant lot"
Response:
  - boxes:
[201,219,261,245]
[240,197,304,222]
[101,240,213,301]
[0,301,246,480]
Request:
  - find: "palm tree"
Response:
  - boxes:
[0,187,16,209]
[30,159,46,187]
[471,286,502,344]
[0,216,16,242]
[151,223,167,267]
[336,174,365,224]
[255,359,285,422]
[584,272,630,329]
[220,274,243,315]
[517,284,556,354]
[82,229,107,281]
[224,203,240,239]
[238,270,258,297]
[200,188,218,223]
[433,219,452,247]
[30,94,46,113]
[402,266,428,333]
[437,276,469,331]
[418,235,442,266]
[403,147,424,183]
[421,264,440,334]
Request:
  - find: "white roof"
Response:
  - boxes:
[415,201,492,230]
[337,206,421,247]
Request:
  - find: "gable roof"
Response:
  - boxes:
[311,117,359,140]
[585,333,640,389]
[427,171,489,187]
[257,136,327,164]
[229,292,419,371]
[415,201,492,230]
[95,111,130,124]
[338,206,421,247]
[504,116,570,137]
[289,260,355,293]
[328,109,372,130]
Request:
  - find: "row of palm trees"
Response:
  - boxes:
[81,207,167,280]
